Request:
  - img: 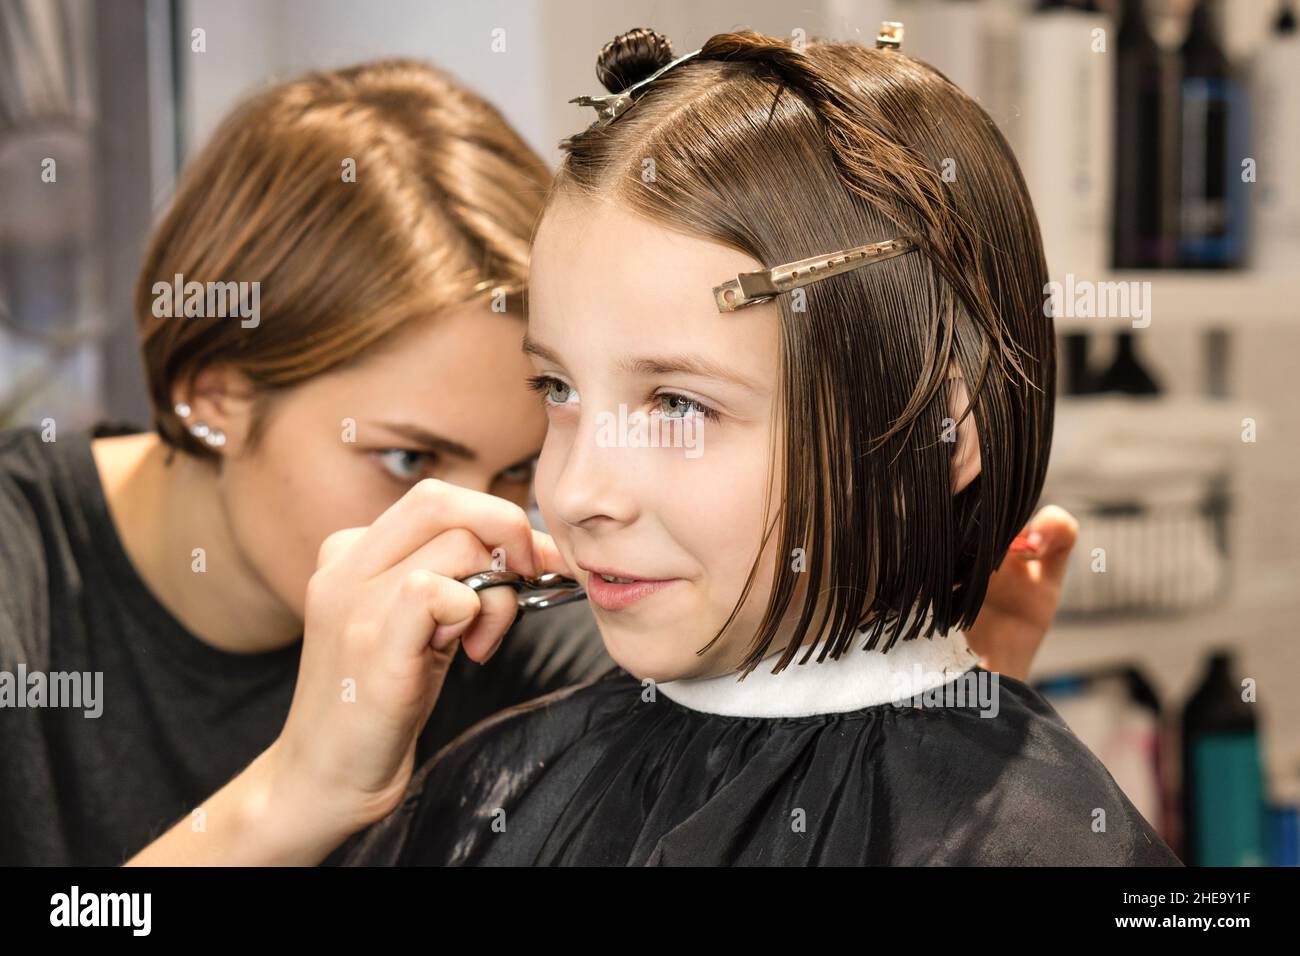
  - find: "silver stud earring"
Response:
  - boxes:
[176,401,224,450]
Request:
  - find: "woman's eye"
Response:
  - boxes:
[499,458,536,484]
[526,374,577,408]
[375,448,433,482]
[657,392,718,423]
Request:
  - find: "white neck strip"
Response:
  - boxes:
[656,628,981,719]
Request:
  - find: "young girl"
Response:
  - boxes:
[337,27,1180,866]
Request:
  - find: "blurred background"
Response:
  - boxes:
[1,0,1297,865]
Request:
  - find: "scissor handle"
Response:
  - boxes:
[458,569,528,592]
[456,569,587,614]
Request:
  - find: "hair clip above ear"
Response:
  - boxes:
[713,237,917,312]
[570,48,703,127]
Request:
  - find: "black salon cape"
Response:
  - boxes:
[338,664,1183,866]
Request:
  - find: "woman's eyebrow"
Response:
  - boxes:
[370,421,477,461]
[522,334,761,393]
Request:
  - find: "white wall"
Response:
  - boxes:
[180,0,548,161]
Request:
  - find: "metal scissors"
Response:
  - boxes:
[457,569,587,616]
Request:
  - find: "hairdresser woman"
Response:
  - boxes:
[0,59,1076,867]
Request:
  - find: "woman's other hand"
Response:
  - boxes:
[964,505,1079,682]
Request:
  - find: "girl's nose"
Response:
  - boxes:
[548,409,640,531]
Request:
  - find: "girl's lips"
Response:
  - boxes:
[583,573,682,611]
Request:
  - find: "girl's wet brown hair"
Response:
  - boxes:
[136,59,552,458]
[555,28,1054,674]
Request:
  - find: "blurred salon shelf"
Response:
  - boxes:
[1044,395,1246,617]
[1049,272,1300,332]
[1036,560,1298,691]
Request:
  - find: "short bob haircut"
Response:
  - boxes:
[554,29,1054,674]
[135,59,552,458]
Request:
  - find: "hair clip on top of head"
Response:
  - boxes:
[570,47,703,127]
[876,21,904,50]
[713,237,917,312]
[574,21,901,127]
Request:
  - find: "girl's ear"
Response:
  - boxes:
[947,359,982,494]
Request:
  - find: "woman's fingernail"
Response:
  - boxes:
[1027,531,1043,548]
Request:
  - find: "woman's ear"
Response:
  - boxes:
[947,359,981,494]
[170,365,257,455]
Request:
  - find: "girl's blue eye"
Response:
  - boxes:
[376,448,431,481]
[525,374,577,407]
[524,374,719,423]
[657,392,718,423]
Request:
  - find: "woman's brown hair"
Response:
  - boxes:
[556,28,1055,674]
[135,59,552,457]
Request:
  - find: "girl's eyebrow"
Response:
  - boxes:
[522,334,762,394]
[620,355,762,394]
[520,334,563,365]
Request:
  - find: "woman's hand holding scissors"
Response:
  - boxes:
[128,478,570,865]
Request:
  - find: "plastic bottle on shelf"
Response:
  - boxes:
[1093,331,1162,396]
[1113,0,1180,268]
[1177,0,1250,268]
[1020,0,1113,280]
[1062,332,1099,395]
[1268,774,1300,866]
[1251,1,1300,274]
[1180,650,1268,866]
[897,0,1022,149]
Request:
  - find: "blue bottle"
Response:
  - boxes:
[1177,0,1250,266]
[1180,651,1268,866]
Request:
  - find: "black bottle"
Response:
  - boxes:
[1062,332,1098,395]
[1093,332,1161,396]
[1113,0,1178,267]
[1177,0,1248,267]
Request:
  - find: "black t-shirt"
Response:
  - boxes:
[0,425,612,865]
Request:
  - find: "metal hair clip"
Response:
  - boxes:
[876,21,905,50]
[570,48,703,127]
[713,237,917,312]
[457,569,587,614]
